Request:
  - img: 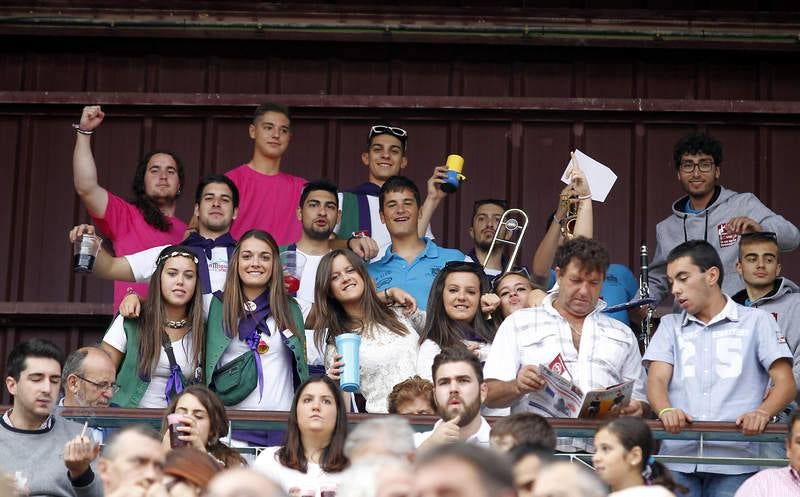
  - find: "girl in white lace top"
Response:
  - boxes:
[312,249,424,413]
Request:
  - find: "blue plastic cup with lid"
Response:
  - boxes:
[335,333,361,392]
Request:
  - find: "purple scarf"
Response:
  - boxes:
[237,290,272,401]
[183,232,237,294]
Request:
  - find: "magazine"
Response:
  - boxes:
[525,364,634,419]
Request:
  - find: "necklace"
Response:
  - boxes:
[568,322,582,336]
[165,319,188,329]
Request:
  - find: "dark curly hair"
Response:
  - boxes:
[553,236,610,277]
[673,132,722,169]
[131,150,185,231]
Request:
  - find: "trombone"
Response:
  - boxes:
[482,209,529,273]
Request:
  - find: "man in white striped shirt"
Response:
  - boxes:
[484,238,647,450]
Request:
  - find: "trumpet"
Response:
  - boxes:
[559,193,579,241]
[482,209,529,273]
[639,242,655,349]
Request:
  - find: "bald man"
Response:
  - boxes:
[62,347,117,408]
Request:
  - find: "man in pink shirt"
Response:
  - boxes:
[226,103,307,244]
[734,408,800,496]
[72,106,187,311]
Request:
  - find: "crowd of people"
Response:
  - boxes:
[1,102,800,497]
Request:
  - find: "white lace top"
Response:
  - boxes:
[325,309,425,413]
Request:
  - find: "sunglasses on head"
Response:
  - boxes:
[369,125,408,141]
[443,260,487,278]
[491,267,532,291]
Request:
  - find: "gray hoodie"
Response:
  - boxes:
[648,186,800,304]
[733,277,800,402]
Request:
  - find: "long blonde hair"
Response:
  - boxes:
[222,230,301,342]
[312,249,408,353]
[137,246,205,379]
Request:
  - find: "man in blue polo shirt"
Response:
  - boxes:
[368,176,468,311]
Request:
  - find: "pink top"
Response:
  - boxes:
[734,466,800,496]
[226,164,306,244]
[91,192,187,311]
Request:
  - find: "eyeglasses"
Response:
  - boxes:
[75,375,120,394]
[740,231,778,243]
[679,159,715,173]
[368,125,408,141]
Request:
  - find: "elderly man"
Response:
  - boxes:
[97,425,166,497]
[414,443,516,497]
[484,237,648,450]
[207,468,287,497]
[61,347,117,409]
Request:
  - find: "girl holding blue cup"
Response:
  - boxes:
[312,249,423,413]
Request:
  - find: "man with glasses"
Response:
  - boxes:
[648,131,800,307]
[484,238,648,451]
[368,175,469,311]
[336,124,441,261]
[61,347,118,444]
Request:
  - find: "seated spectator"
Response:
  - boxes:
[61,347,117,408]
[160,385,245,468]
[162,447,222,497]
[489,413,556,452]
[368,175,469,311]
[73,105,187,311]
[735,408,800,496]
[207,468,286,497]
[593,417,682,496]
[98,425,166,497]
[415,347,491,451]
[509,443,555,497]
[417,261,498,380]
[488,269,546,321]
[344,417,415,463]
[0,339,102,497]
[484,238,647,452]
[315,249,421,413]
[101,246,205,408]
[253,376,349,496]
[533,461,608,497]
[387,375,435,415]
[206,229,308,446]
[338,456,413,497]
[413,443,516,497]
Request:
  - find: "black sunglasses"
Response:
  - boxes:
[443,260,487,278]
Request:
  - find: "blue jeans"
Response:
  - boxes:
[672,471,754,497]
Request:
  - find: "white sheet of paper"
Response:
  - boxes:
[560,149,617,202]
